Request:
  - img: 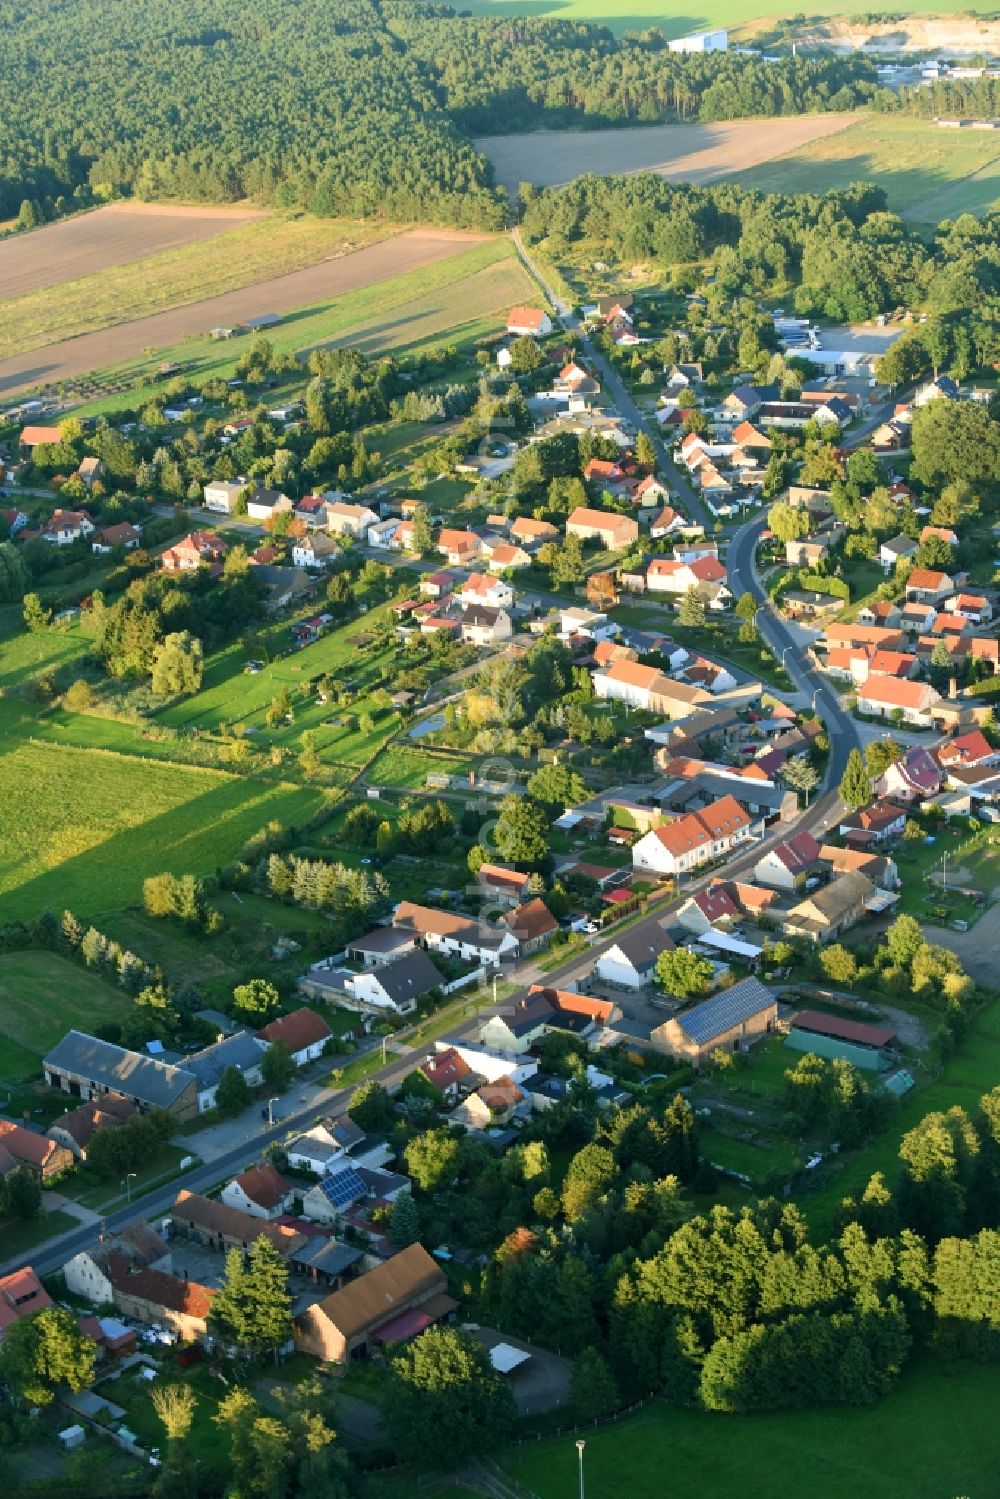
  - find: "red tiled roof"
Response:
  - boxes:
[857,677,936,711]
[107,1253,214,1321]
[0,1120,66,1170]
[527,985,616,1023]
[231,1162,292,1211]
[504,898,558,943]
[769,831,821,873]
[792,1010,896,1049]
[507,306,548,331]
[693,793,751,840]
[257,1006,332,1053]
[907,567,949,591]
[694,885,740,922]
[937,730,993,767]
[0,1268,53,1332]
[421,1048,472,1092]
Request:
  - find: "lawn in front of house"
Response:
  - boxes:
[98,1362,229,1471]
[1,1209,79,1260]
[890,826,999,928]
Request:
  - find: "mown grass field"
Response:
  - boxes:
[0,951,134,1072]
[502,1361,1000,1499]
[42,238,528,418]
[365,742,479,790]
[0,736,326,923]
[460,0,1000,32]
[0,213,388,360]
[728,115,1000,220]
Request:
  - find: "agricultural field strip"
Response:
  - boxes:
[0,736,325,924]
[0,227,493,399]
[66,241,523,418]
[0,951,134,1061]
[0,214,393,362]
[458,0,1000,32]
[0,202,264,300]
[474,114,858,195]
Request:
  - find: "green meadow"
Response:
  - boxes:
[728,116,1000,220]
[502,1361,1000,1499]
[0,735,325,924]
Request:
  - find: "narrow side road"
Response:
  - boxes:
[510,228,712,530]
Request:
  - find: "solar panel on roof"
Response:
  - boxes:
[319,1167,367,1208]
[675,978,774,1045]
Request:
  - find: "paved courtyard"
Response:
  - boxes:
[465,1326,572,1417]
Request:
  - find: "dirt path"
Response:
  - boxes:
[476,114,858,194]
[0,228,490,397]
[0,202,265,301]
[929,902,1000,987]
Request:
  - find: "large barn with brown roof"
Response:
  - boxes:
[294,1243,453,1363]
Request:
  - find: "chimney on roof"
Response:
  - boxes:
[949,676,958,700]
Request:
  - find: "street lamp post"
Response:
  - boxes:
[267,1096,279,1126]
[123,1172,137,1204]
[576,1439,586,1499]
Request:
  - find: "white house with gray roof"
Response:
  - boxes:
[342,951,445,1018]
[595,925,675,989]
[184,1031,267,1113]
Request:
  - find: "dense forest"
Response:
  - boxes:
[0,0,878,226]
[520,171,1000,343]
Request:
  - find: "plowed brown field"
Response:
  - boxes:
[0,202,264,299]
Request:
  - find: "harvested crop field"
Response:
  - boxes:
[0,202,263,300]
[0,228,489,398]
[0,214,389,363]
[475,113,858,195]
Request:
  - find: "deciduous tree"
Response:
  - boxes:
[386,1327,516,1465]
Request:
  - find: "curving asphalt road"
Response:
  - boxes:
[727,509,857,796]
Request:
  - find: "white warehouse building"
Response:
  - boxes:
[668,28,728,52]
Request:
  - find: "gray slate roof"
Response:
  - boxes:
[371,951,444,1005]
[43,1031,194,1109]
[606,924,674,971]
[674,977,776,1045]
[185,1031,267,1090]
[290,1238,364,1277]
